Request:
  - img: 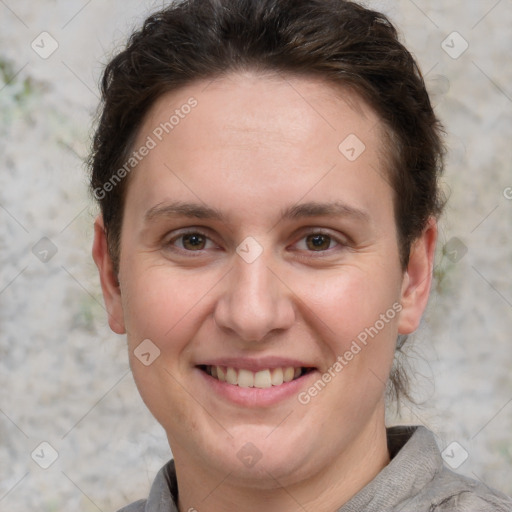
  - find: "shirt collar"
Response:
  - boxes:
[144,426,442,512]
[337,426,442,511]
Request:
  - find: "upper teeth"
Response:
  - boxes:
[208,366,302,388]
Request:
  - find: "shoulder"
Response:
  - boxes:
[385,426,512,512]
[116,499,146,512]
[416,465,512,512]
[115,459,178,512]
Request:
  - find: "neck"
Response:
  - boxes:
[174,411,390,512]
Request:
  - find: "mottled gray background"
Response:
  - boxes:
[0,1,511,510]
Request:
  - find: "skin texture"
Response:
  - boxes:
[93,72,437,512]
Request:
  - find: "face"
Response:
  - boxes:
[94,72,435,489]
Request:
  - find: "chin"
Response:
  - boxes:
[205,426,316,487]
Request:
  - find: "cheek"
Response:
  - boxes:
[120,267,216,427]
[295,265,403,399]
[303,268,401,341]
[120,264,221,356]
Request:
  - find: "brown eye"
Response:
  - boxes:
[181,233,207,250]
[305,234,332,251]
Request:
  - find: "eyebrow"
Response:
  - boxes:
[144,200,370,224]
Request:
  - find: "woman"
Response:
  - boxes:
[89,0,512,510]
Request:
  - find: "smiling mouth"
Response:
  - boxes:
[198,365,314,388]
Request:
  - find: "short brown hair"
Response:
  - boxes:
[89,0,445,402]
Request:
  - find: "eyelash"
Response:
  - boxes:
[164,228,349,257]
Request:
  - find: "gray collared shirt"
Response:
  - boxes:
[118,426,512,511]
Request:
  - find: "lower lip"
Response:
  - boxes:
[196,368,318,407]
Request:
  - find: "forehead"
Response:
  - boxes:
[126,71,392,221]
[140,71,383,150]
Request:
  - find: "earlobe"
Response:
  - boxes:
[92,215,126,334]
[397,218,438,335]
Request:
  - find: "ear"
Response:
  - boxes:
[92,215,126,334]
[397,217,438,335]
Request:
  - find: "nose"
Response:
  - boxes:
[213,253,296,343]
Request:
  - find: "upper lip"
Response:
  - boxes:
[196,357,315,372]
